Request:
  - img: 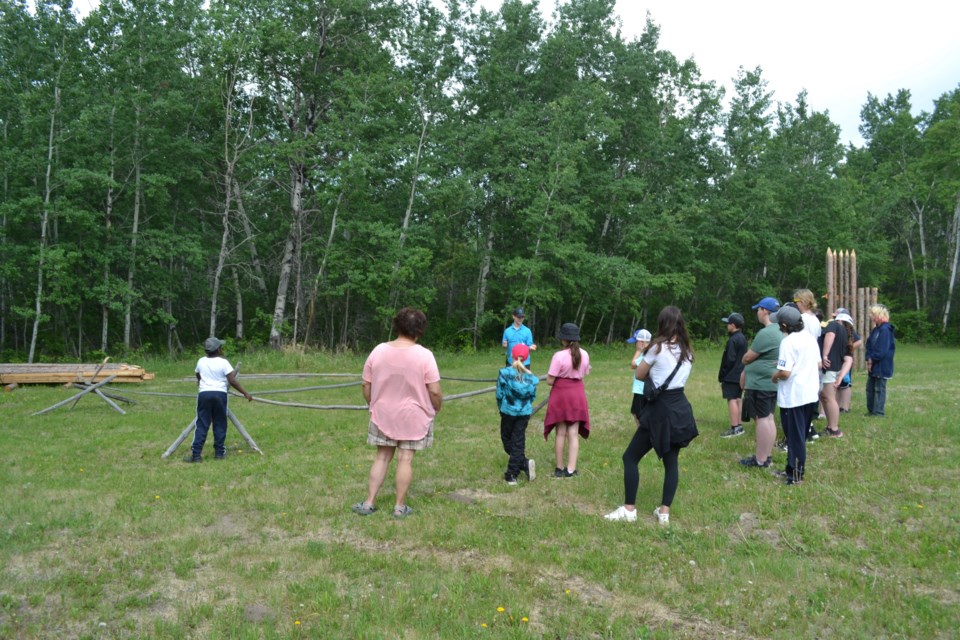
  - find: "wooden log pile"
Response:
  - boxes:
[0,363,155,385]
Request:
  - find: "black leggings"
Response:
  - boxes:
[622,426,680,507]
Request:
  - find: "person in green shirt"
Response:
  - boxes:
[738,297,783,468]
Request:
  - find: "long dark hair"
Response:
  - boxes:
[563,340,582,370]
[644,305,694,363]
[840,320,855,356]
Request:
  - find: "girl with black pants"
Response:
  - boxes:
[605,306,699,525]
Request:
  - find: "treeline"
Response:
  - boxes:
[2,0,959,361]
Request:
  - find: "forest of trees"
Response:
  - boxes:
[2,0,959,361]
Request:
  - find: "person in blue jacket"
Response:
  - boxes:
[865,304,896,417]
[496,344,539,485]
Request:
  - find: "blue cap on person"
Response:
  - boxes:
[204,337,225,352]
[752,297,780,312]
[513,307,525,317]
[626,329,652,344]
[511,343,530,362]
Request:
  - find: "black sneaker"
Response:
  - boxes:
[739,455,771,468]
[183,454,202,463]
[552,467,567,478]
[564,469,579,478]
[783,476,804,486]
[720,425,744,438]
[214,452,226,460]
[806,428,820,442]
[776,438,788,452]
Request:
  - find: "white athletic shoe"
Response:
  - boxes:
[604,506,637,522]
[653,506,670,526]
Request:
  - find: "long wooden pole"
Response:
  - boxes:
[31,374,119,416]
[162,418,197,459]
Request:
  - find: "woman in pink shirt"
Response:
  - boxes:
[352,308,443,519]
[543,322,591,478]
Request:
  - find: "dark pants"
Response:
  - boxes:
[866,375,888,416]
[499,413,530,479]
[781,404,813,481]
[622,427,680,507]
[193,391,228,457]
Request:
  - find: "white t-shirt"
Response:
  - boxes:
[776,331,821,408]
[196,356,234,393]
[802,313,821,340]
[642,342,692,389]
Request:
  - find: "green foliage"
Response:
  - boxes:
[0,0,958,359]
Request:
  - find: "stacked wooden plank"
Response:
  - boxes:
[0,363,154,384]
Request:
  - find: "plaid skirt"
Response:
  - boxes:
[367,420,434,451]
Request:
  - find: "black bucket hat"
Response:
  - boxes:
[557,322,581,342]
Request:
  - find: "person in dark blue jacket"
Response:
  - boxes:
[496,344,539,484]
[865,304,896,417]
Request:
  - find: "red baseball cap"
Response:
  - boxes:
[511,344,530,361]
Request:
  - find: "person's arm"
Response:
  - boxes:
[771,367,791,383]
[196,372,201,384]
[739,370,746,389]
[834,356,854,388]
[635,359,652,382]
[427,381,442,412]
[821,331,835,369]
[546,375,556,386]
[630,348,642,369]
[226,371,253,401]
[742,349,760,365]
[362,380,372,405]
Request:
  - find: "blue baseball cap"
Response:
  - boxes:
[752,297,780,312]
[626,329,652,344]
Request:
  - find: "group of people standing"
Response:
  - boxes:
[344,297,894,523]
[717,291,897,485]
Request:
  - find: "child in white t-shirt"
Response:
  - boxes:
[187,338,252,463]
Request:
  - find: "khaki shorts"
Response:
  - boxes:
[367,420,434,451]
[820,370,839,385]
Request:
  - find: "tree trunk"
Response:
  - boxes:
[904,236,921,311]
[102,105,117,353]
[28,85,60,364]
[123,102,143,350]
[304,191,343,347]
[941,191,960,332]
[233,179,268,297]
[233,265,244,340]
[390,114,430,309]
[473,228,494,350]
[209,185,232,339]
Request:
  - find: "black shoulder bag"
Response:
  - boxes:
[642,358,683,403]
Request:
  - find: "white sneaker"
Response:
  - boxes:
[653,507,669,526]
[526,459,536,482]
[604,506,637,522]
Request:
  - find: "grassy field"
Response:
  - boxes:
[1,344,958,639]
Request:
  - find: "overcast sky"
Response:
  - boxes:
[482,0,960,147]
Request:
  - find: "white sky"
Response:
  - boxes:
[480,0,960,147]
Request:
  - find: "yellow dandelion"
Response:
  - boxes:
[522,617,529,623]
[565,589,571,595]
[481,623,488,628]
[917,504,923,509]
[80,468,84,472]
[497,607,505,613]
[295,620,301,626]
[155,495,160,500]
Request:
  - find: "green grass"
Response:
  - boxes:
[1,344,958,638]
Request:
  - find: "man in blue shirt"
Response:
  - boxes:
[502,308,537,366]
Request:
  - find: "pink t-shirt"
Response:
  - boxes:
[547,347,591,379]
[363,342,441,441]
